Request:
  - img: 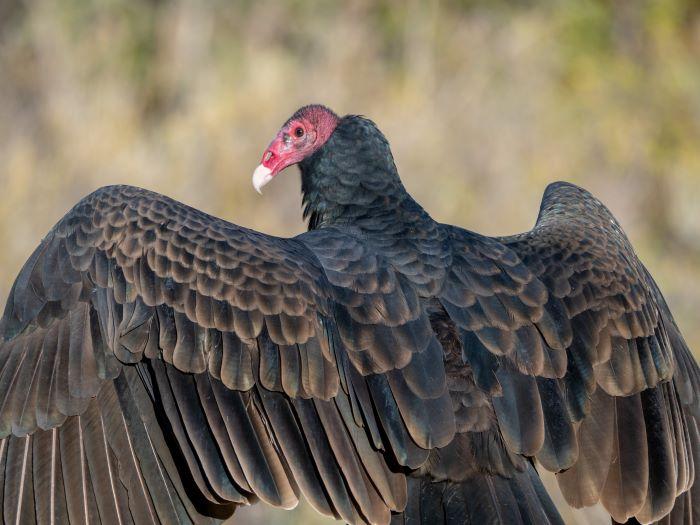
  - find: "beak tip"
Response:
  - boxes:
[252,164,273,194]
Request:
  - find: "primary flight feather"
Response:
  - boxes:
[0,104,697,524]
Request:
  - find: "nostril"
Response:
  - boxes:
[263,151,274,163]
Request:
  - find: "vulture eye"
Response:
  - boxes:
[294,127,305,138]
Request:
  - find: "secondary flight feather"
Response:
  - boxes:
[0,104,697,524]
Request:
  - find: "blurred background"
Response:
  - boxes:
[1,1,699,523]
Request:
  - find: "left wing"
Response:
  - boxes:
[433,182,699,524]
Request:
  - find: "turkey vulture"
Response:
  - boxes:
[0,104,698,525]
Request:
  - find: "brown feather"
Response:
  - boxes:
[600,393,649,522]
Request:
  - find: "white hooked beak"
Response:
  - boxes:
[252,164,274,194]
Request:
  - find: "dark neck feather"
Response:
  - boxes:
[300,115,416,231]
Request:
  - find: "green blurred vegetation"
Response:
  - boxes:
[1,1,699,523]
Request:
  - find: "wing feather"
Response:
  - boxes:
[32,427,71,524]
[3,434,35,525]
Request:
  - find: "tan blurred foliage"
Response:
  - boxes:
[1,1,700,523]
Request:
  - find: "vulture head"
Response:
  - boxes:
[252,104,405,230]
[252,104,340,193]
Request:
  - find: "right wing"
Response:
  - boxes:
[0,185,454,525]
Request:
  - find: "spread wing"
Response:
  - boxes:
[2,181,698,525]
[434,181,699,524]
[0,185,455,525]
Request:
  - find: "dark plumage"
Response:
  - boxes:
[0,104,698,524]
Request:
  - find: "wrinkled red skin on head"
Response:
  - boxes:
[260,105,340,177]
